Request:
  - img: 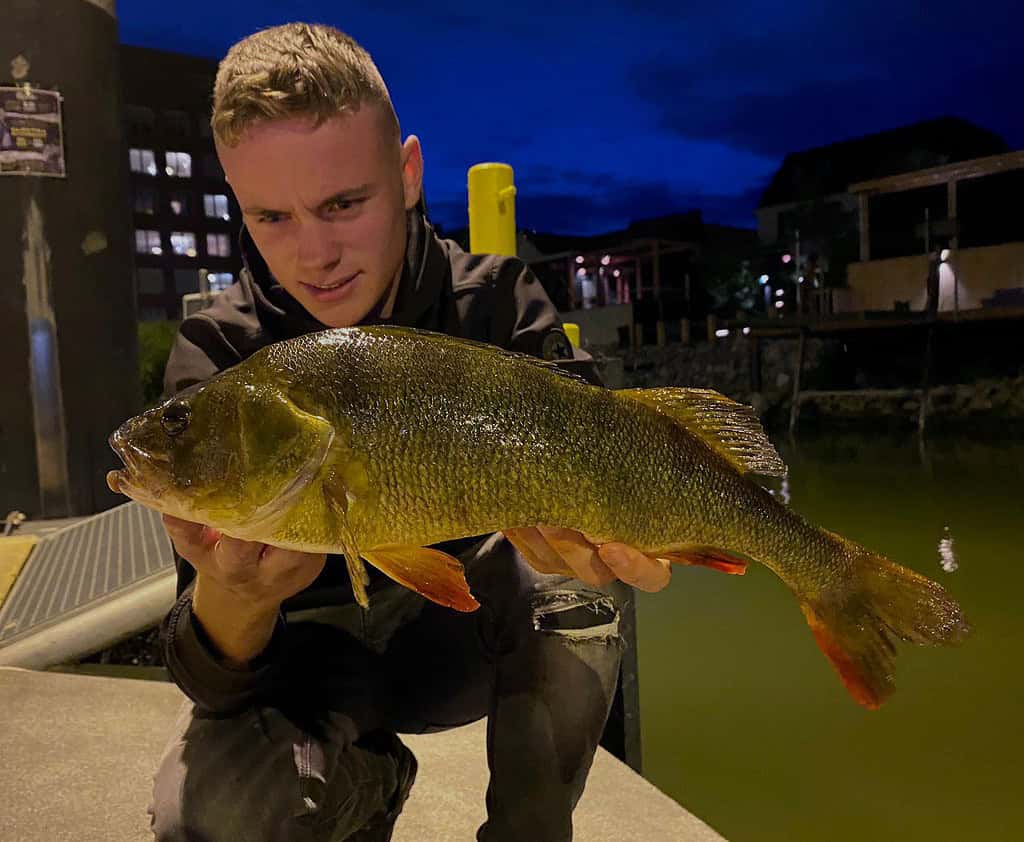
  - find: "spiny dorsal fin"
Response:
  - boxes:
[617,387,787,477]
[355,325,594,386]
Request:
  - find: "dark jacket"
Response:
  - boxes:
[160,210,588,713]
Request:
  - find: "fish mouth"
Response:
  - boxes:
[107,429,168,503]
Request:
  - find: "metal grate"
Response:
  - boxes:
[0,502,174,645]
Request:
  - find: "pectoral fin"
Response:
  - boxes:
[657,546,749,575]
[322,482,371,609]
[362,546,480,612]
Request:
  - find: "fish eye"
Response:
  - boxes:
[160,401,191,437]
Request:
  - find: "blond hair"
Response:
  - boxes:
[211,23,399,147]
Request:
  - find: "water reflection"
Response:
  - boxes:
[639,430,1023,842]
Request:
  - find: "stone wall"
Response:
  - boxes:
[591,338,1024,430]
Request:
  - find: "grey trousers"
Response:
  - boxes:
[149,534,625,841]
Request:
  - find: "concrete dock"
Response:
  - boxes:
[1,666,724,841]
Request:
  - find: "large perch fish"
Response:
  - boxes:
[108,327,968,708]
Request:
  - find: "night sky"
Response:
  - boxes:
[118,1,1023,235]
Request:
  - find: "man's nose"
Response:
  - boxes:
[295,219,341,274]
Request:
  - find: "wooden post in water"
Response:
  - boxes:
[751,336,762,394]
[789,328,806,435]
[919,324,936,435]
[680,319,691,346]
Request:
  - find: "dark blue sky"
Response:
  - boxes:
[119,1,1023,235]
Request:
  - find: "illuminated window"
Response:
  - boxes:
[207,272,235,292]
[129,148,158,176]
[134,188,157,214]
[165,151,192,178]
[204,194,230,221]
[135,229,162,255]
[169,190,191,216]
[206,233,231,257]
[171,231,197,257]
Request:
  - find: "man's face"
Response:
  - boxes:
[218,107,423,328]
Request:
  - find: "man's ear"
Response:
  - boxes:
[400,135,424,211]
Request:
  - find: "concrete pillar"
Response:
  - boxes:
[858,193,871,262]
[1,0,140,518]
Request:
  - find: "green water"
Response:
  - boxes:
[638,432,1023,842]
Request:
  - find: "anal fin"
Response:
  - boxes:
[503,527,576,575]
[657,546,749,575]
[363,545,480,612]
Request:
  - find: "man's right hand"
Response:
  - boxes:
[163,514,326,667]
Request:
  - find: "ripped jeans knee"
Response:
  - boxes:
[530,589,622,643]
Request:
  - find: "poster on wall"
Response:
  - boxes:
[0,85,66,178]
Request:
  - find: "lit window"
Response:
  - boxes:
[171,231,197,257]
[204,194,230,221]
[207,272,235,292]
[169,191,191,216]
[165,151,192,178]
[206,233,231,257]
[135,229,162,255]
[134,188,157,214]
[129,148,158,176]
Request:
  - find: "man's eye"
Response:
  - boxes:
[258,213,285,224]
[327,198,363,213]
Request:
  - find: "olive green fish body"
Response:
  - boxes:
[108,326,969,709]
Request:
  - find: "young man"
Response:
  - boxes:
[151,23,671,842]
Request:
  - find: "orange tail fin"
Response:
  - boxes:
[800,548,969,709]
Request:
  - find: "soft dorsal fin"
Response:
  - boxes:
[617,387,787,477]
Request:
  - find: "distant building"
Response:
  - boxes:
[120,46,242,321]
[517,211,757,345]
[755,117,1008,307]
[847,149,1024,312]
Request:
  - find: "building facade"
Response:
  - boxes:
[754,117,1009,305]
[120,46,242,321]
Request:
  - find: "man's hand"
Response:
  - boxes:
[504,526,671,593]
[162,515,326,666]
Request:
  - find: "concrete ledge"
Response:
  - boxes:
[0,667,724,841]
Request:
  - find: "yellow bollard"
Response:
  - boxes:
[562,322,580,349]
[468,163,517,256]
